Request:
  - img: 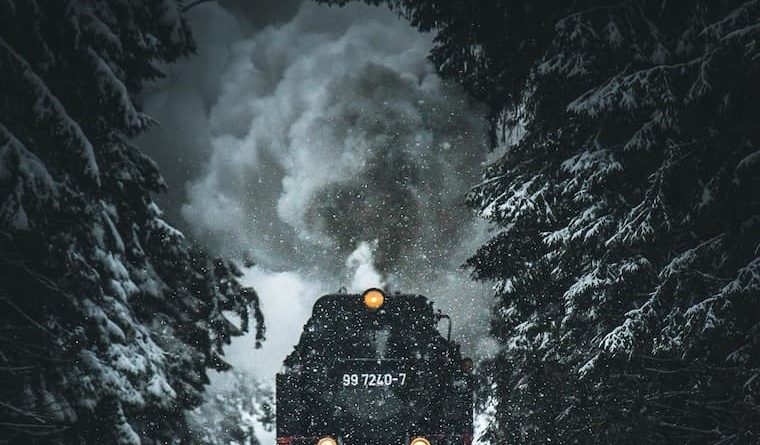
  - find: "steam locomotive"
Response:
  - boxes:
[276,288,474,445]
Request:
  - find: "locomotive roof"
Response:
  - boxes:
[311,292,433,317]
[282,292,445,369]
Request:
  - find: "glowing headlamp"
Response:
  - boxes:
[362,288,385,310]
[317,437,337,445]
[409,437,431,445]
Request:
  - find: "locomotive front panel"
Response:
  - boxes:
[276,289,474,445]
[335,358,415,421]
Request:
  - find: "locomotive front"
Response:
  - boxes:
[276,289,474,445]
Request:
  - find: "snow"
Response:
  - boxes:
[479,175,546,222]
[538,53,591,77]
[720,255,760,296]
[111,343,147,376]
[0,123,59,229]
[104,314,127,342]
[0,2,229,440]
[564,269,605,300]
[623,118,657,151]
[560,149,622,175]
[78,349,146,407]
[0,38,101,185]
[515,318,537,335]
[147,373,177,400]
[103,206,126,253]
[619,257,651,275]
[568,64,682,117]
[94,248,130,279]
[131,263,165,299]
[578,353,599,376]
[474,392,496,445]
[659,235,723,279]
[601,316,638,354]
[737,149,760,170]
[90,49,149,131]
[150,215,185,239]
[702,1,760,42]
[0,125,57,195]
[114,404,141,445]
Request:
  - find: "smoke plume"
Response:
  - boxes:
[346,240,384,292]
[138,1,496,385]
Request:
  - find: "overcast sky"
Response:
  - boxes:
[136,2,497,429]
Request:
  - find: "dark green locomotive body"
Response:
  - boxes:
[276,291,474,445]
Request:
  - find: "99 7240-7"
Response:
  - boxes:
[342,372,407,387]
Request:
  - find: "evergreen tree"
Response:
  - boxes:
[469,3,760,443]
[0,1,264,443]
[322,0,760,443]
[187,371,274,445]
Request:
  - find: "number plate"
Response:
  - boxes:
[341,372,407,387]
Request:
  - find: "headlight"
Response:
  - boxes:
[362,288,385,310]
[317,437,337,445]
[409,437,430,445]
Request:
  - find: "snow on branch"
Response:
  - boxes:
[0,123,59,229]
[567,60,695,118]
[88,49,152,133]
[0,37,101,185]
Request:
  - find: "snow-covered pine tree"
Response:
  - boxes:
[0,1,264,443]
[322,0,760,443]
[187,371,274,445]
[464,1,760,444]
